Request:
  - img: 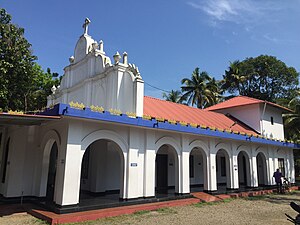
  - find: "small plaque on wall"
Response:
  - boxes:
[131,163,138,167]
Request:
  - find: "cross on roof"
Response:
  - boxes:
[82,18,91,35]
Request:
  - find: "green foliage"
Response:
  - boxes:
[221,55,299,103]
[133,210,151,215]
[155,207,177,214]
[194,198,234,207]
[243,195,268,201]
[25,64,60,111]
[181,68,222,109]
[283,92,300,143]
[162,90,186,104]
[0,8,59,112]
[194,201,220,207]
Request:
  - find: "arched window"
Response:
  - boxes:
[1,138,10,183]
[271,117,274,125]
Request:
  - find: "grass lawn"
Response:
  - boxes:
[1,192,300,225]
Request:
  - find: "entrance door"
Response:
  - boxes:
[156,154,168,194]
[46,143,58,201]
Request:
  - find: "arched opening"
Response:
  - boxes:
[46,142,58,201]
[189,147,207,192]
[256,152,267,186]
[79,139,124,203]
[237,151,251,187]
[216,149,230,190]
[155,144,179,196]
[1,137,10,183]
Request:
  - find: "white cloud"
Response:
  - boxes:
[263,34,278,43]
[187,0,281,25]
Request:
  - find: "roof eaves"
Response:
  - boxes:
[39,103,299,149]
[205,96,292,113]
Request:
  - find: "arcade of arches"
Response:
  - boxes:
[8,125,289,208]
[42,136,290,205]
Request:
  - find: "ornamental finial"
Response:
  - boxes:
[82,18,91,35]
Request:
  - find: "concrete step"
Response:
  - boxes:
[191,192,222,202]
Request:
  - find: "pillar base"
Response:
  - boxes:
[204,190,217,194]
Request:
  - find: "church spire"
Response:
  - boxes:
[82,18,91,35]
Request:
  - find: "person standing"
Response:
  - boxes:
[273,168,283,193]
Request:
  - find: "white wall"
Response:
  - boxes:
[0,116,295,206]
[0,119,68,198]
[48,32,144,117]
[213,104,261,133]
[2,127,28,197]
[260,105,284,140]
[212,104,285,140]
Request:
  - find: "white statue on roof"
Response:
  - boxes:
[47,18,144,117]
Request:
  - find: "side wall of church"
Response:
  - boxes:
[0,120,69,198]
[0,118,294,205]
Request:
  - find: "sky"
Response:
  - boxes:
[1,0,300,98]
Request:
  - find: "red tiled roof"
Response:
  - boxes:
[205,96,292,112]
[143,96,258,135]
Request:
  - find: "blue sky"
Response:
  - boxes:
[2,0,300,98]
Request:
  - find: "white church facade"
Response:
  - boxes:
[0,19,298,212]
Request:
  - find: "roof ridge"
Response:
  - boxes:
[205,95,291,112]
[238,95,263,102]
[144,95,203,111]
[205,95,261,111]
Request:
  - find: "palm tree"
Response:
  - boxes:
[284,91,300,142]
[221,60,247,95]
[180,68,220,109]
[284,104,300,142]
[162,90,185,103]
[206,77,223,106]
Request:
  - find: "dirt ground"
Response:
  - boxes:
[1,193,300,225]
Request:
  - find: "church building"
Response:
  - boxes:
[0,19,298,213]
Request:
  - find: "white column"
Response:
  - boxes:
[137,139,145,197]
[267,147,275,185]
[289,149,295,183]
[181,136,189,194]
[176,153,182,193]
[272,156,279,186]
[181,151,190,194]
[250,145,258,187]
[208,139,217,192]
[55,143,82,206]
[285,148,293,182]
[135,78,144,117]
[203,152,209,191]
[54,121,84,206]
[231,144,239,189]
[125,128,141,199]
[143,130,156,197]
[286,154,290,179]
[274,157,279,172]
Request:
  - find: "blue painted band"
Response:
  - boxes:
[39,104,300,149]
